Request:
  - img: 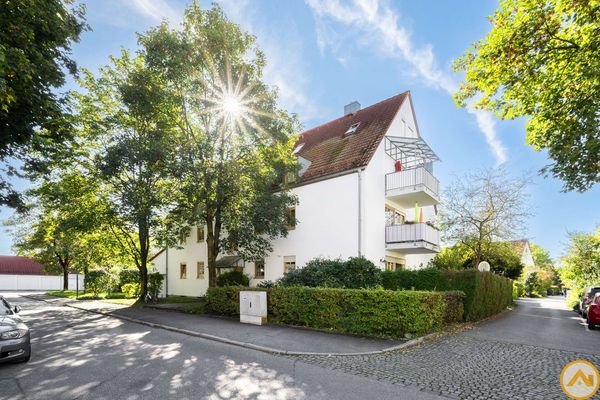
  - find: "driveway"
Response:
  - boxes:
[292,296,600,400]
[0,293,442,400]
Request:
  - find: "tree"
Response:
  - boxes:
[74,51,177,300]
[0,0,87,208]
[440,168,531,267]
[530,243,553,267]
[139,4,298,287]
[559,227,600,306]
[454,1,600,192]
[13,172,127,289]
[524,272,539,297]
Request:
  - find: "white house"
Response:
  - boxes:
[152,91,441,296]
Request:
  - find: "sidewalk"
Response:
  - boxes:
[25,294,417,355]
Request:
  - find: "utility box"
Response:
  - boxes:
[240,291,267,325]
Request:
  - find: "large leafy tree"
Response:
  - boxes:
[559,227,600,297]
[454,0,599,192]
[0,0,87,207]
[140,4,298,288]
[440,168,531,267]
[74,52,177,300]
[13,173,127,289]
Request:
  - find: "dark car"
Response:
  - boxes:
[580,286,600,318]
[0,296,30,363]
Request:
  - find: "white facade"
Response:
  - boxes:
[152,93,441,297]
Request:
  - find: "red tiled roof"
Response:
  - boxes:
[296,92,409,183]
[0,256,47,275]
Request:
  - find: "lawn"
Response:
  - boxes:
[46,290,136,305]
[180,300,206,314]
[158,295,204,304]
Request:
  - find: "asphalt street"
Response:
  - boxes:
[0,293,444,400]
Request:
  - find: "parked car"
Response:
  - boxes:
[0,296,31,363]
[580,286,600,318]
[586,293,600,330]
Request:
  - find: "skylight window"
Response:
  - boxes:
[345,122,360,135]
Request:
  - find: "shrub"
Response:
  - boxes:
[205,286,464,338]
[216,270,250,287]
[513,281,525,299]
[147,272,164,303]
[119,269,139,287]
[256,280,277,288]
[122,283,140,298]
[381,268,512,321]
[85,271,108,297]
[279,256,381,289]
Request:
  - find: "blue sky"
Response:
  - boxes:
[1,0,598,260]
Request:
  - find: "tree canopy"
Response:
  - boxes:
[440,168,530,266]
[454,0,600,192]
[0,0,87,208]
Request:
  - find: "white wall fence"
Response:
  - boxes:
[0,274,84,291]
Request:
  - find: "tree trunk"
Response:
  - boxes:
[207,233,217,288]
[139,263,148,300]
[138,217,151,301]
[62,265,69,290]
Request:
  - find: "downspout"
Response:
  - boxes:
[357,168,365,257]
[165,247,169,298]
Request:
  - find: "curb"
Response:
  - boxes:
[21,294,436,357]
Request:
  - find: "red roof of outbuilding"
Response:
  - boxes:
[0,256,47,275]
[296,92,408,183]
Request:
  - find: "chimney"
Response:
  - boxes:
[344,101,361,116]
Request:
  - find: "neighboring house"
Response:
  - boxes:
[0,255,84,291]
[153,91,441,296]
[510,239,535,268]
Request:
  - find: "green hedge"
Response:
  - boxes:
[381,269,513,321]
[205,287,464,339]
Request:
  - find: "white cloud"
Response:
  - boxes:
[306,0,508,164]
[126,0,182,25]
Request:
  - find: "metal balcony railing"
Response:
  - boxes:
[385,166,440,197]
[385,223,440,246]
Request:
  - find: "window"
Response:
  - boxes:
[180,263,187,279]
[385,205,405,226]
[179,232,187,245]
[345,122,360,135]
[286,207,296,230]
[255,259,265,279]
[197,225,205,242]
[284,256,296,274]
[385,257,405,272]
[196,261,205,279]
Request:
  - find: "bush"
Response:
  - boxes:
[381,268,512,321]
[147,272,164,303]
[256,280,277,288]
[279,257,381,289]
[513,281,525,299]
[205,286,464,339]
[85,271,108,297]
[119,269,139,287]
[122,283,140,298]
[216,270,250,287]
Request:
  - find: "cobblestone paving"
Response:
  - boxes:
[290,335,600,400]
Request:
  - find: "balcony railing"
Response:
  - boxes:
[385,223,440,247]
[385,166,440,197]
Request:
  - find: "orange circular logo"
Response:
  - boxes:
[560,360,600,400]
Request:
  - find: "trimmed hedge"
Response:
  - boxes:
[205,287,464,339]
[381,268,513,321]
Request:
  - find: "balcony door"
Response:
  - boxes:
[385,205,405,227]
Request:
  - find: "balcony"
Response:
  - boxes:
[385,166,440,207]
[385,223,440,253]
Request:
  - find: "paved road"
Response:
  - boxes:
[293,296,600,400]
[0,293,442,400]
